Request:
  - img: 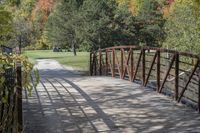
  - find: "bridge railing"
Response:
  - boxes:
[0,50,23,132]
[90,45,200,113]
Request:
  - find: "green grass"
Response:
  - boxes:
[23,50,90,71]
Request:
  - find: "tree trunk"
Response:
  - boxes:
[73,46,76,56]
[72,40,76,56]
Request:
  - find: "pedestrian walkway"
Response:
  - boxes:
[23,59,200,133]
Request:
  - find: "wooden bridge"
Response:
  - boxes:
[1,45,200,133]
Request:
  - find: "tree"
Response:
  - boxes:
[44,0,83,55]
[44,0,166,53]
[163,0,200,54]
[135,0,166,47]
[12,17,33,49]
[0,6,12,45]
[76,0,139,50]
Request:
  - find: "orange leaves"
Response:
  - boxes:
[38,0,54,14]
[166,0,174,5]
[32,0,56,27]
[163,5,172,18]
[163,0,174,18]
[129,0,141,16]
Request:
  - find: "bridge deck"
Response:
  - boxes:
[23,59,200,133]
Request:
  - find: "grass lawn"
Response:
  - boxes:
[23,50,90,71]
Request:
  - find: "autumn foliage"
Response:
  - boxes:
[32,0,55,25]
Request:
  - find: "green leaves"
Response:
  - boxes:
[163,0,200,54]
[0,54,39,98]
[0,6,12,45]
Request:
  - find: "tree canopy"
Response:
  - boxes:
[43,0,165,54]
[1,0,200,55]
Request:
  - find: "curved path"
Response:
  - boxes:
[23,59,200,133]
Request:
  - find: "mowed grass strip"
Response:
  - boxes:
[23,50,90,71]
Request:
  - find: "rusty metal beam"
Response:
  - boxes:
[133,50,142,80]
[199,75,200,113]
[99,50,102,76]
[144,52,157,86]
[142,48,146,85]
[90,52,93,76]
[112,49,115,77]
[93,46,200,60]
[122,49,131,79]
[107,51,113,75]
[115,51,122,78]
[178,60,199,102]
[159,54,176,93]
[16,64,23,132]
[94,53,97,76]
[105,50,108,76]
[157,50,160,92]
[175,53,179,101]
[121,49,124,79]
[130,49,134,81]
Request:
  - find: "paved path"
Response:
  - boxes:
[23,59,200,133]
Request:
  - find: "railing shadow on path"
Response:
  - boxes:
[23,59,200,133]
[23,64,119,133]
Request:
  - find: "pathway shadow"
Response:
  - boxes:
[23,59,200,133]
[64,77,200,133]
[23,77,118,132]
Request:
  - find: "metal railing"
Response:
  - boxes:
[90,45,200,113]
[0,47,22,132]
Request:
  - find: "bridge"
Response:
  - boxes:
[22,46,200,133]
[90,46,200,107]
[1,46,200,132]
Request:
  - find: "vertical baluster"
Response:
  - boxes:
[142,48,146,86]
[16,64,22,132]
[198,70,200,113]
[130,49,134,81]
[105,49,108,76]
[94,53,97,76]
[112,49,115,77]
[157,50,160,92]
[99,49,102,76]
[121,49,124,79]
[175,53,179,101]
[90,52,93,76]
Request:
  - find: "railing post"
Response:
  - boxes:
[175,52,179,101]
[16,63,23,132]
[99,49,102,76]
[105,49,108,76]
[121,49,124,79]
[90,52,93,76]
[112,49,115,77]
[157,50,160,92]
[94,53,97,76]
[198,69,200,113]
[142,48,145,86]
[178,60,199,102]
[130,49,134,81]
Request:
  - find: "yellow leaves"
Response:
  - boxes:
[174,0,193,4]
[0,54,39,98]
[166,0,200,19]
[116,0,142,16]
[116,0,128,4]
[129,0,142,16]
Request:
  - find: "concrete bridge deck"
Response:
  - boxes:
[23,59,200,133]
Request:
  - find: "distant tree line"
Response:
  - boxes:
[1,0,200,55]
[44,0,165,55]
